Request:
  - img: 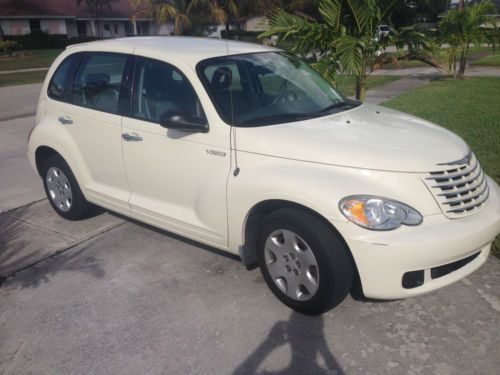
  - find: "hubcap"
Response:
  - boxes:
[46,167,73,212]
[264,229,319,301]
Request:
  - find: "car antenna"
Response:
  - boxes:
[226,37,240,177]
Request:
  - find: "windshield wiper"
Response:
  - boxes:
[239,113,311,126]
[319,100,354,113]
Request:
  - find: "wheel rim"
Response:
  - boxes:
[46,167,73,212]
[264,229,320,301]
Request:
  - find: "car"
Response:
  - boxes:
[28,37,500,315]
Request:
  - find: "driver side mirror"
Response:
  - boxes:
[159,110,208,133]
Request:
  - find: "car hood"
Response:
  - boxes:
[234,103,469,172]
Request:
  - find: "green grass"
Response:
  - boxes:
[472,53,500,67]
[335,75,404,97]
[0,70,48,87]
[383,77,500,257]
[0,49,62,71]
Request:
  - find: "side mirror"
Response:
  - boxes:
[159,110,208,133]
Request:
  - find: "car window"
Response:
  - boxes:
[197,52,348,127]
[47,54,80,101]
[72,53,127,113]
[132,57,206,124]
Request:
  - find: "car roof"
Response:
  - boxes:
[66,36,279,62]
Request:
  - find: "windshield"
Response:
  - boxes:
[197,52,356,127]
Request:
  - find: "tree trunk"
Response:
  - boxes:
[355,75,367,101]
[225,21,230,39]
[457,45,468,79]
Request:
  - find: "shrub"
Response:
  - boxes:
[0,40,23,55]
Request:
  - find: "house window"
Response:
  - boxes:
[137,21,150,36]
[77,21,87,36]
[29,19,41,33]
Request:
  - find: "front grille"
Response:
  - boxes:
[423,152,489,218]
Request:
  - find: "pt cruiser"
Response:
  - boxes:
[28,37,500,314]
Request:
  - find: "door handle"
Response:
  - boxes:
[58,115,73,125]
[121,133,143,142]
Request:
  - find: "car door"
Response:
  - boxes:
[48,51,132,213]
[121,55,231,247]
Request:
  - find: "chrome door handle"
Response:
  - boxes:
[58,116,73,125]
[121,133,143,142]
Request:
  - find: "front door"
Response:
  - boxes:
[121,55,231,247]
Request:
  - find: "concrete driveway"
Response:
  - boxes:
[1,84,499,375]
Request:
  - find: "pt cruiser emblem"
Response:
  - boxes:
[206,149,226,157]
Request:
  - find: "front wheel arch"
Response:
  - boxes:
[241,200,360,282]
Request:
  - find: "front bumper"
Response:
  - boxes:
[334,176,500,299]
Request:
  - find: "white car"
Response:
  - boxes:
[28,37,500,314]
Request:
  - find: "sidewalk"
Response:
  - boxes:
[364,64,500,105]
[0,67,49,75]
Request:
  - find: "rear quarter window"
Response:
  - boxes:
[47,54,80,101]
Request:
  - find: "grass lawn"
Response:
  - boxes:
[335,75,403,97]
[0,49,62,71]
[0,70,48,87]
[383,77,500,257]
[472,53,500,67]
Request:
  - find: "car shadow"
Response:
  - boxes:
[109,211,242,263]
[232,310,344,375]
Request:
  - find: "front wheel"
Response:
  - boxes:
[257,208,354,315]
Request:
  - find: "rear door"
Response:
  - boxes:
[47,50,132,212]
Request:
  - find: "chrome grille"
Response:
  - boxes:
[423,152,489,218]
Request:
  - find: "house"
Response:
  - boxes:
[0,0,172,38]
[240,15,269,32]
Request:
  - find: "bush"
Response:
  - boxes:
[5,30,67,49]
[0,40,23,55]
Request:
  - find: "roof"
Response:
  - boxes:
[0,0,137,19]
[66,36,279,62]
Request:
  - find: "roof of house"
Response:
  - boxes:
[0,0,138,19]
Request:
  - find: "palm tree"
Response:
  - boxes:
[132,0,192,36]
[77,0,114,37]
[438,0,497,79]
[189,0,238,38]
[260,0,439,101]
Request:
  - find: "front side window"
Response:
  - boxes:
[132,57,206,124]
[198,52,353,126]
[72,53,127,113]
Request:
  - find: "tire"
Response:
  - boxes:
[257,208,353,315]
[42,154,96,220]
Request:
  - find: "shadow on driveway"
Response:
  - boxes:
[233,311,344,375]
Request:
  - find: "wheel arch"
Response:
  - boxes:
[35,145,61,177]
[240,200,350,265]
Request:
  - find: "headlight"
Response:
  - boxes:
[339,195,422,230]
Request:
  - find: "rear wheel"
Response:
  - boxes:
[42,154,96,220]
[257,208,353,315]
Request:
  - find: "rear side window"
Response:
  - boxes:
[48,54,79,101]
[72,53,127,114]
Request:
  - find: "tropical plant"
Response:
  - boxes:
[189,0,238,38]
[438,0,497,79]
[260,0,439,100]
[76,0,114,37]
[132,0,191,35]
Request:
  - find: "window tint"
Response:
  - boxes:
[48,54,79,101]
[132,57,205,123]
[73,53,127,113]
